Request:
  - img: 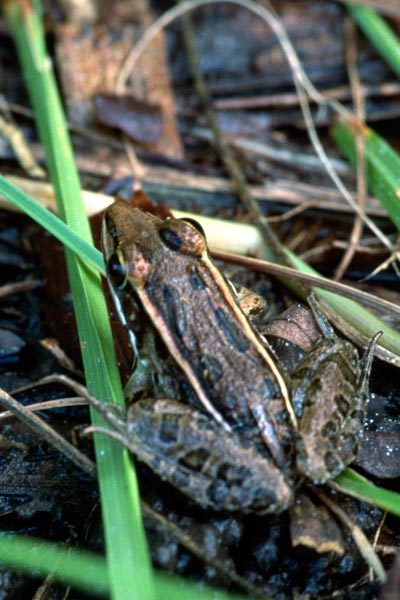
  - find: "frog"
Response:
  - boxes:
[88,200,376,515]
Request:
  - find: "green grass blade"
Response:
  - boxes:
[335,469,400,516]
[0,174,104,272]
[0,534,257,600]
[0,535,109,597]
[332,123,400,230]
[3,2,155,598]
[346,4,400,79]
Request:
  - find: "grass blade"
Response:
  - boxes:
[332,123,400,230]
[347,4,400,79]
[335,469,400,516]
[3,2,155,598]
[0,534,256,600]
[0,174,103,272]
[0,535,109,597]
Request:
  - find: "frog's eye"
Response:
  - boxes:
[179,218,205,237]
[107,250,127,289]
[159,219,206,257]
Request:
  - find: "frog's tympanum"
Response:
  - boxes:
[98,201,376,515]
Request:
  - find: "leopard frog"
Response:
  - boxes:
[99,201,375,515]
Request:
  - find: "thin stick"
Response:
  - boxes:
[212,249,400,321]
[0,387,96,477]
[334,20,365,280]
[179,5,289,266]
[316,489,387,583]
[0,397,87,420]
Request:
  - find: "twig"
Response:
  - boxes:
[192,126,350,177]
[369,512,387,582]
[0,387,96,477]
[0,279,43,298]
[212,249,400,321]
[365,232,400,279]
[213,81,400,110]
[0,95,45,178]
[179,3,290,267]
[0,397,88,420]
[316,489,387,583]
[334,19,366,280]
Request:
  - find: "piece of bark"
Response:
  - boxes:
[93,93,163,144]
[289,493,345,555]
[55,2,183,159]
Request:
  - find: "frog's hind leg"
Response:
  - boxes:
[109,398,293,514]
[292,330,380,485]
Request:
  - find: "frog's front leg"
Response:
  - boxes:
[291,331,377,484]
[91,397,293,514]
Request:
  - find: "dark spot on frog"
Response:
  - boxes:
[207,479,231,506]
[323,451,342,476]
[158,416,180,444]
[321,419,339,440]
[295,440,307,465]
[335,394,350,415]
[274,409,290,427]
[162,283,180,309]
[178,448,210,471]
[208,471,280,512]
[198,353,223,385]
[171,469,191,491]
[163,284,187,339]
[251,486,279,510]
[339,432,358,458]
[261,377,281,401]
[214,307,250,353]
[188,265,207,290]
[159,220,205,256]
[216,463,252,485]
[350,409,364,423]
